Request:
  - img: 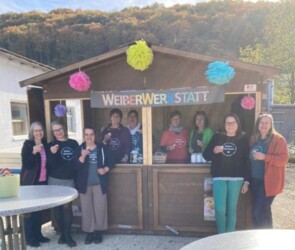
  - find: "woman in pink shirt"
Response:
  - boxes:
[20,121,50,247]
[160,110,189,163]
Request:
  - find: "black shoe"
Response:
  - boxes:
[94,231,103,244]
[58,235,66,244]
[38,236,50,243]
[66,237,77,248]
[27,240,40,247]
[84,233,93,245]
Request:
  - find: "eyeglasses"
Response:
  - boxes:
[53,128,64,133]
[33,129,43,133]
[225,122,237,126]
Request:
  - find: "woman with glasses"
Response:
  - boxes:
[74,126,115,245]
[203,113,250,233]
[20,121,50,247]
[250,113,288,228]
[48,121,79,247]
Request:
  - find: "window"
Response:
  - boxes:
[11,102,29,136]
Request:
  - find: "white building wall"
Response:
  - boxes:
[0,54,49,150]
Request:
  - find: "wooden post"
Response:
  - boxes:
[142,107,152,166]
[44,100,51,140]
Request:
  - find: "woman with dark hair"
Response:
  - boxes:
[74,126,115,245]
[160,110,189,163]
[48,121,79,247]
[250,113,288,228]
[189,111,214,154]
[100,108,131,163]
[127,110,143,163]
[20,121,50,247]
[203,113,250,233]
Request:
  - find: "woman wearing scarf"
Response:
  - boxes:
[127,110,143,163]
[160,110,189,163]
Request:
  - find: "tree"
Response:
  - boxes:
[240,0,295,104]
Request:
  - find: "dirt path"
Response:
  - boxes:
[273,164,295,229]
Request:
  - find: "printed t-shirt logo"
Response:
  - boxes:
[109,138,120,150]
[222,142,237,157]
[89,151,97,164]
[61,147,74,160]
[174,135,186,148]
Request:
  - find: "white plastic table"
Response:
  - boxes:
[181,229,295,250]
[0,185,78,250]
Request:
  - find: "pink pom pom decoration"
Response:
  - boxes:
[241,96,255,110]
[69,71,91,92]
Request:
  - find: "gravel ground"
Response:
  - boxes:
[29,165,294,250]
[27,229,196,250]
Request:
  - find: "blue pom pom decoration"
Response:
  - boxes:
[205,61,235,85]
[54,104,67,117]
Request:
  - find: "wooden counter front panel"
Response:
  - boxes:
[108,166,144,230]
[151,166,216,233]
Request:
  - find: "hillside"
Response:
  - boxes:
[0,1,276,68]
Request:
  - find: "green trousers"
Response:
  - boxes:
[213,179,243,233]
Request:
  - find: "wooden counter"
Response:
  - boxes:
[107,164,252,236]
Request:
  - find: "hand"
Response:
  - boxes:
[33,144,43,154]
[241,183,249,194]
[50,144,59,154]
[121,154,128,163]
[213,145,223,154]
[196,140,203,147]
[0,168,11,176]
[167,144,176,151]
[97,168,105,175]
[80,148,90,158]
[98,166,110,176]
[252,152,266,160]
[104,133,112,143]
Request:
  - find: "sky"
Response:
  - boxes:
[0,0,279,14]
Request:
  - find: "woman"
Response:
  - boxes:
[100,108,131,163]
[48,121,79,247]
[127,110,143,163]
[250,113,288,228]
[189,111,214,154]
[160,110,189,163]
[20,121,50,247]
[203,113,250,233]
[74,126,115,245]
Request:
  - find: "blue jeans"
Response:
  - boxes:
[251,178,275,228]
[213,179,243,233]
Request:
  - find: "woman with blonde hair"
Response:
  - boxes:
[250,113,288,228]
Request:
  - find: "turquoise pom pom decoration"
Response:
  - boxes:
[205,61,235,85]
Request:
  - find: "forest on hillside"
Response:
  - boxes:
[0,1,275,68]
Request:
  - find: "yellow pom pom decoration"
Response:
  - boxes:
[126,40,153,71]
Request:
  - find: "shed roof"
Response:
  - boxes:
[19,44,280,88]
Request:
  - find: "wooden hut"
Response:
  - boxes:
[20,44,280,236]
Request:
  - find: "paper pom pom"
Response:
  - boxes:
[54,104,67,117]
[69,71,91,92]
[205,61,235,85]
[241,96,255,110]
[126,40,153,71]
